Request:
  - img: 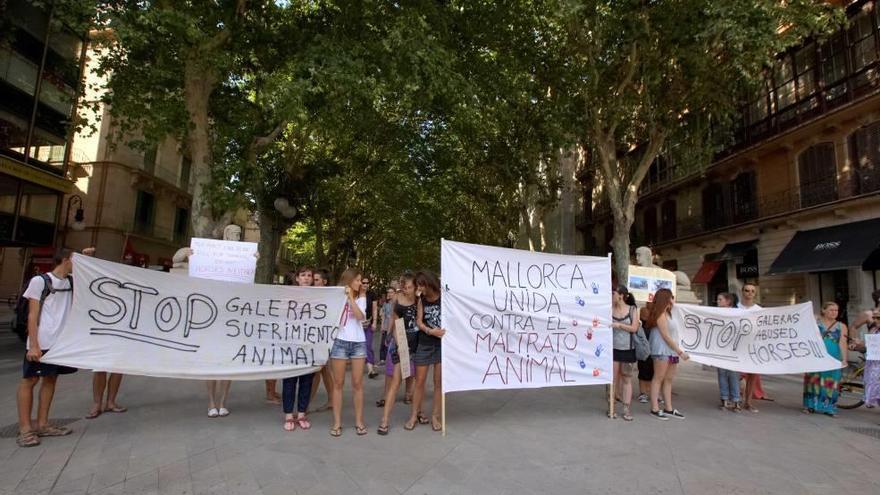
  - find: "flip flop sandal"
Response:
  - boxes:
[403,397,413,404]
[37,425,71,437]
[85,409,102,420]
[404,421,416,431]
[329,426,342,437]
[622,405,633,422]
[377,424,390,436]
[296,417,311,430]
[16,431,40,447]
[283,418,296,431]
[431,419,442,432]
[417,414,430,425]
[104,405,127,413]
[375,399,386,408]
[356,425,368,436]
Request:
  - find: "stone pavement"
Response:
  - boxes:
[0,327,878,495]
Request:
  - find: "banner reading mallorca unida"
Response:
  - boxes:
[43,254,346,380]
[441,240,612,393]
[672,303,843,374]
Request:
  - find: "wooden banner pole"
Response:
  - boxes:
[608,252,614,419]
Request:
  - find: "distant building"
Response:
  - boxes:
[579,0,880,322]
[63,35,194,270]
[0,0,86,297]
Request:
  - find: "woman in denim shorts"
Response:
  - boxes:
[645,288,689,421]
[329,268,368,437]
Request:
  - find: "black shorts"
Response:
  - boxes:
[22,350,78,378]
[613,348,637,363]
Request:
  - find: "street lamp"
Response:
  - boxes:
[61,195,85,247]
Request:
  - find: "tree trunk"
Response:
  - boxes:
[255,209,280,284]
[520,205,535,251]
[184,57,218,239]
[610,209,633,286]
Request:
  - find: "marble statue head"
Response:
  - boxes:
[222,224,242,242]
[635,246,654,268]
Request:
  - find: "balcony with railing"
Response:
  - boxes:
[669,178,877,242]
[729,2,880,152]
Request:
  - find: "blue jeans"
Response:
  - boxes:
[717,368,741,402]
[282,373,313,414]
[364,325,375,365]
[330,339,367,359]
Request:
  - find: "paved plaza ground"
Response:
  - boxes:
[0,315,878,495]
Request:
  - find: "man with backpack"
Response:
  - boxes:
[16,248,79,447]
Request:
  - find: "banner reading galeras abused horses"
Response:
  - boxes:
[672,303,843,374]
[441,240,612,393]
[43,254,346,380]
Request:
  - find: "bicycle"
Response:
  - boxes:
[838,355,865,410]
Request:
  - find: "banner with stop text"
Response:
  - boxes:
[441,240,612,393]
[43,254,346,380]
[672,303,843,374]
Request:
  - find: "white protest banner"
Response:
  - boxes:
[672,302,843,374]
[627,265,676,303]
[441,240,612,393]
[394,319,412,380]
[866,334,880,361]
[189,237,258,283]
[43,254,346,380]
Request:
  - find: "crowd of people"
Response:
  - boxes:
[610,283,880,421]
[13,248,880,448]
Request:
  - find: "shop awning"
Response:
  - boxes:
[718,240,758,261]
[767,218,880,275]
[692,261,723,284]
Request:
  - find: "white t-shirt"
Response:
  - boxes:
[22,273,73,350]
[338,296,366,342]
[737,302,762,311]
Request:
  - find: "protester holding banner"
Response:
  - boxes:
[611,286,639,421]
[406,270,445,432]
[848,305,880,408]
[714,293,742,412]
[281,267,316,431]
[738,283,767,412]
[308,268,334,413]
[329,268,369,436]
[637,303,654,404]
[16,248,78,447]
[378,273,419,434]
[646,289,689,420]
[803,302,848,417]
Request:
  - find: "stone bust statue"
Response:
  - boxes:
[635,246,659,268]
[222,224,242,242]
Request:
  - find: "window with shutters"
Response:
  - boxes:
[702,183,727,230]
[848,122,880,195]
[643,206,658,246]
[798,143,838,207]
[660,200,677,241]
[731,171,757,223]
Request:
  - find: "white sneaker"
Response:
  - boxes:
[638,393,648,404]
[208,408,219,418]
[218,407,230,417]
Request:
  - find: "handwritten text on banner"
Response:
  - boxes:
[43,254,346,380]
[672,302,843,374]
[441,240,612,393]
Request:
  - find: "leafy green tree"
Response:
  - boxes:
[550,0,841,280]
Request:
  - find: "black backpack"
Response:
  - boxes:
[13,274,73,342]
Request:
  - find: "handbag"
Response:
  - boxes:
[633,325,651,361]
